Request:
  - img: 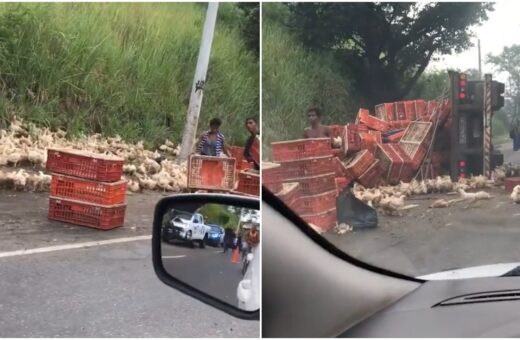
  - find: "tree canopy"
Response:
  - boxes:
[288,2,494,107]
[488,44,520,119]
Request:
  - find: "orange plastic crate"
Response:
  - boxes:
[48,197,126,230]
[394,102,407,120]
[262,162,284,193]
[357,159,385,188]
[276,182,302,211]
[344,150,376,179]
[301,208,337,232]
[236,170,260,196]
[375,103,396,121]
[279,156,336,178]
[358,108,391,131]
[295,190,337,215]
[188,155,236,191]
[46,149,124,182]
[51,174,127,205]
[283,172,336,196]
[404,101,417,121]
[271,138,332,162]
[341,124,362,156]
[415,100,428,119]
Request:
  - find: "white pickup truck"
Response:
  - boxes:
[162,210,211,248]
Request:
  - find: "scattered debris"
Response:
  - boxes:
[334,223,353,235]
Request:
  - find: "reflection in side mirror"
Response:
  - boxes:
[156,196,260,313]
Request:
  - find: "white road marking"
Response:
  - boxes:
[161,255,186,259]
[0,235,152,259]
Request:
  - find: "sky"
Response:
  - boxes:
[428,0,520,83]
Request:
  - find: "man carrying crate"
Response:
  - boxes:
[195,118,232,157]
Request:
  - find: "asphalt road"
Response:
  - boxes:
[161,241,245,307]
[0,191,259,338]
[323,143,520,278]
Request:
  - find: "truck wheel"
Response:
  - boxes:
[199,234,207,249]
[186,231,194,248]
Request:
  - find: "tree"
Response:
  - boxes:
[487,44,520,120]
[237,3,259,56]
[288,2,493,107]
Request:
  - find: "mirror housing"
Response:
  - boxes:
[152,193,260,320]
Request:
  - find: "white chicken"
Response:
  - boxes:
[511,185,520,204]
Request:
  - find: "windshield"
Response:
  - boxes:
[209,226,221,233]
[262,2,517,278]
[172,211,192,221]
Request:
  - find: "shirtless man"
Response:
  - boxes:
[303,108,331,139]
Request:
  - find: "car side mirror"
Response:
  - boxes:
[152,193,260,320]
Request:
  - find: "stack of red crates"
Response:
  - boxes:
[268,138,340,232]
[46,149,127,230]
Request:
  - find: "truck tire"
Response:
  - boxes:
[186,231,194,248]
[199,234,207,249]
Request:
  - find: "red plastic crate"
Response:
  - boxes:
[48,197,126,230]
[357,159,385,188]
[271,138,332,162]
[276,182,302,211]
[329,124,344,138]
[344,149,376,179]
[188,155,236,191]
[400,142,428,171]
[388,130,406,143]
[262,162,284,193]
[400,121,433,144]
[369,130,382,143]
[394,102,407,120]
[341,124,362,157]
[283,172,336,196]
[358,108,391,131]
[50,174,127,205]
[46,149,124,182]
[390,144,414,182]
[375,103,396,121]
[279,156,335,178]
[236,170,259,196]
[375,144,400,184]
[389,120,411,130]
[415,100,428,119]
[230,146,248,171]
[301,208,337,232]
[404,101,417,121]
[295,190,337,215]
[505,177,520,193]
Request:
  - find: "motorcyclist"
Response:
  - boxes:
[237,226,260,311]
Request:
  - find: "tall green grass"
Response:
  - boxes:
[262,3,356,159]
[0,3,258,147]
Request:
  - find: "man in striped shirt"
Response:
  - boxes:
[195,118,231,157]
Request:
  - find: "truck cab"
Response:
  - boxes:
[162,210,210,248]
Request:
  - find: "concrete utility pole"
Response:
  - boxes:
[177,3,219,163]
[478,39,482,80]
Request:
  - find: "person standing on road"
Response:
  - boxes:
[222,227,235,253]
[510,120,520,151]
[303,108,331,139]
[243,117,260,171]
[195,118,232,157]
